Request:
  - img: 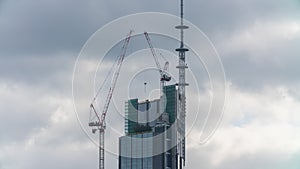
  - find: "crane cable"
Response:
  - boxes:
[91,53,120,104]
[148,33,167,62]
[90,33,132,121]
[89,56,119,122]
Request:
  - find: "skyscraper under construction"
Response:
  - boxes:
[119,85,178,169]
[119,0,188,168]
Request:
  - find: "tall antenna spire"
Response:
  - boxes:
[180,0,184,47]
[175,0,188,168]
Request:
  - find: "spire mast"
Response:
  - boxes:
[180,0,184,47]
[176,0,189,168]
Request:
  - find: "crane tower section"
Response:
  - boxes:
[89,30,133,169]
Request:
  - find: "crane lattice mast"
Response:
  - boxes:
[89,30,133,169]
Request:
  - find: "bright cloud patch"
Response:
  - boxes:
[187,84,300,169]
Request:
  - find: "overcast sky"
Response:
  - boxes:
[1,0,300,169]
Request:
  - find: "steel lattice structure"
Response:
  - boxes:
[175,0,189,168]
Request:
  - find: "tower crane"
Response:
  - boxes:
[144,32,171,97]
[144,31,172,169]
[89,30,133,169]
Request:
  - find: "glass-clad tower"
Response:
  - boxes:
[119,85,178,169]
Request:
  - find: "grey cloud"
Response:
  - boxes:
[1,0,299,57]
[0,0,105,56]
[218,31,300,89]
[1,1,300,169]
[0,0,177,57]
[0,54,74,94]
[187,0,300,35]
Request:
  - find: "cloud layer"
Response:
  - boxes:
[0,0,300,169]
